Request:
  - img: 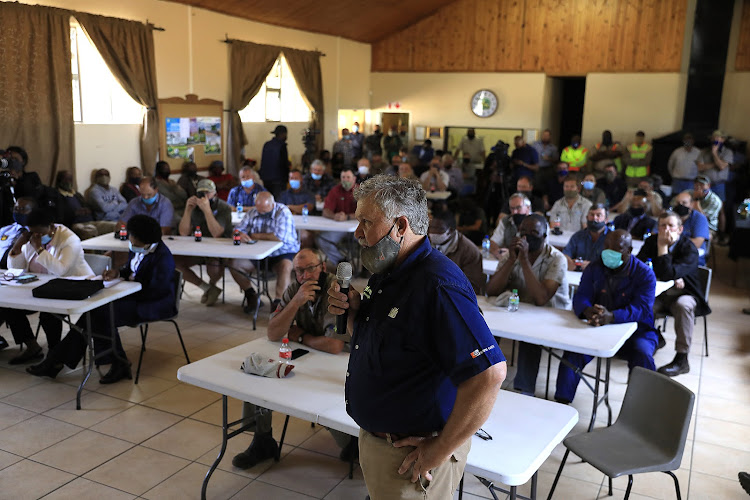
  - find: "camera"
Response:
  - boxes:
[196,191,206,199]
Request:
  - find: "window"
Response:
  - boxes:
[71,23,145,125]
[239,55,312,123]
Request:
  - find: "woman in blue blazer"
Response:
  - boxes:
[27,215,176,384]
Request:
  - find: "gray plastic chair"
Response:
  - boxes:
[546,367,695,500]
[83,253,112,276]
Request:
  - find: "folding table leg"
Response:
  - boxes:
[588,358,602,432]
[277,415,290,461]
[510,485,517,500]
[77,312,94,410]
[530,471,538,500]
[604,359,613,426]
[458,474,464,500]
[202,396,229,500]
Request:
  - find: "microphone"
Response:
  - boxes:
[335,262,353,334]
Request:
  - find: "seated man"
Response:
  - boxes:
[397,162,417,181]
[227,165,266,211]
[555,230,658,403]
[120,166,142,203]
[230,192,300,313]
[637,177,664,215]
[154,161,187,216]
[691,175,722,234]
[419,157,449,192]
[499,176,545,217]
[579,173,607,206]
[302,159,335,207]
[613,189,657,240]
[548,176,592,233]
[490,193,531,258]
[355,158,372,184]
[232,248,356,469]
[442,153,464,195]
[486,214,569,396]
[55,170,97,240]
[563,203,611,271]
[455,196,488,246]
[428,210,483,294]
[315,168,357,269]
[206,160,237,201]
[543,161,569,209]
[596,163,627,208]
[637,212,709,377]
[87,168,128,230]
[119,177,175,236]
[671,191,710,266]
[278,169,315,215]
[175,179,232,307]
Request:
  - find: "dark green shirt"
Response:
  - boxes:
[189,199,233,238]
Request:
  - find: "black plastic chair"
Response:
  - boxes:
[658,265,712,356]
[133,270,190,384]
[547,367,695,500]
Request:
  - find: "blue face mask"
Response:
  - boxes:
[311,173,322,181]
[40,234,52,245]
[601,249,624,269]
[572,143,580,148]
[582,180,595,190]
[13,213,28,226]
[129,241,147,254]
[289,179,301,190]
[241,179,254,189]
[142,194,158,205]
[343,134,351,140]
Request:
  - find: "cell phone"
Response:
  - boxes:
[291,348,309,360]
[17,274,38,284]
[245,239,257,244]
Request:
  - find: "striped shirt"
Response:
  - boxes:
[236,202,300,257]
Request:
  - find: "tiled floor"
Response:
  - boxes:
[0,267,748,500]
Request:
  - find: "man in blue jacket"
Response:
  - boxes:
[555,229,658,403]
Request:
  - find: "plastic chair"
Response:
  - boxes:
[546,367,695,500]
[657,266,712,356]
[132,270,190,384]
[83,253,111,276]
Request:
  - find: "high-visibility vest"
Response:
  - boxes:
[561,146,588,170]
[625,143,651,178]
[595,143,623,172]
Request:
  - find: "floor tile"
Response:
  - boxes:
[140,382,220,416]
[0,459,75,500]
[692,441,750,481]
[696,394,750,424]
[297,427,345,459]
[195,436,295,479]
[83,445,189,496]
[142,418,221,460]
[270,413,321,446]
[90,404,183,443]
[30,429,133,475]
[0,367,45,399]
[141,461,251,500]
[323,467,369,500]
[41,477,136,500]
[231,480,317,499]
[188,396,244,426]
[257,447,350,498]
[93,374,179,404]
[0,450,22,471]
[0,401,36,431]
[0,380,83,413]
[689,470,748,499]
[693,416,750,452]
[43,392,135,428]
[0,414,82,456]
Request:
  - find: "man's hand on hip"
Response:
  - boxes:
[395,436,452,483]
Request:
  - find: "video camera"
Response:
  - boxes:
[0,150,22,186]
[301,128,321,171]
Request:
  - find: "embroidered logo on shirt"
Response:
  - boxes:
[388,307,398,318]
[470,345,496,359]
[0,235,6,241]
[363,286,372,299]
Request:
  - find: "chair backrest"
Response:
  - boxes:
[172,269,183,313]
[698,265,712,303]
[84,253,112,276]
[616,367,695,470]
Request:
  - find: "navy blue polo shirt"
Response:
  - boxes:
[345,237,505,434]
[563,227,610,262]
[511,144,539,179]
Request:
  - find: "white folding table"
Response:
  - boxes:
[477,296,636,431]
[81,234,282,328]
[0,275,141,409]
[177,338,578,500]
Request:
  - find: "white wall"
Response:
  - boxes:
[73,124,141,187]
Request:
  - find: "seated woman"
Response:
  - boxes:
[27,215,177,384]
[3,209,94,364]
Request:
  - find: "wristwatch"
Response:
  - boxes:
[297,332,306,343]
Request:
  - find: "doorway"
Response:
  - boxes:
[554,77,586,148]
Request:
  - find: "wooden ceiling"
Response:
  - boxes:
[162,0,459,43]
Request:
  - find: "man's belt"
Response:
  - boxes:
[371,431,437,443]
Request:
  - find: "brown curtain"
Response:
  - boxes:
[227,41,282,174]
[0,3,73,186]
[283,48,325,155]
[75,13,159,173]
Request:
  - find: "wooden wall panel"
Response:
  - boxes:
[737,0,750,70]
[372,0,688,74]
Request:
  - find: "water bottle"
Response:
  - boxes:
[302,204,309,222]
[236,201,243,214]
[646,258,653,270]
[118,224,128,241]
[508,289,520,312]
[194,226,202,242]
[233,228,242,246]
[607,222,615,232]
[643,229,652,240]
[279,338,292,363]
[481,235,491,257]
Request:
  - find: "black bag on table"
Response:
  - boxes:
[32,279,104,300]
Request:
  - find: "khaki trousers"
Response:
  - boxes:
[654,293,698,354]
[359,429,470,500]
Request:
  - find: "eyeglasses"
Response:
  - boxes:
[294,263,322,276]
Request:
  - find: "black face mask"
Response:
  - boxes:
[673,204,690,217]
[629,207,645,217]
[129,176,142,185]
[524,234,544,252]
[511,214,526,227]
[587,220,606,232]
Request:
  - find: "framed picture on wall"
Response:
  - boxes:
[427,127,442,139]
[414,126,426,142]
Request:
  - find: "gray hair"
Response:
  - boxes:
[239,166,253,176]
[354,175,429,235]
[310,159,325,169]
[509,192,531,208]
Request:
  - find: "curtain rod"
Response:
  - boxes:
[146,20,165,31]
[221,35,325,56]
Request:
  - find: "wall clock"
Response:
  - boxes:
[470,89,498,118]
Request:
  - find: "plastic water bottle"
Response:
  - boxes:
[194,226,202,242]
[508,289,520,312]
[481,235,491,257]
[302,204,309,222]
[236,201,243,214]
[646,258,653,270]
[607,222,615,231]
[279,339,292,363]
[643,229,652,240]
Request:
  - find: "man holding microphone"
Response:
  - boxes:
[328,175,506,499]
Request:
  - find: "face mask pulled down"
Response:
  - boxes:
[360,222,401,274]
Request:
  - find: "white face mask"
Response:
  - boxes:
[358,166,369,176]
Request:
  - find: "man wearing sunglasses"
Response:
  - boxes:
[232,248,354,469]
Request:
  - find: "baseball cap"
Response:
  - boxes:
[271,125,288,135]
[196,179,216,192]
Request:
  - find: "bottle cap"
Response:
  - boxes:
[512,289,518,293]
[282,338,289,344]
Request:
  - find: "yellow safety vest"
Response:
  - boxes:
[625,143,651,178]
[561,146,588,171]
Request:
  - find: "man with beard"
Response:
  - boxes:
[563,204,611,271]
[486,214,569,396]
[427,210,483,294]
